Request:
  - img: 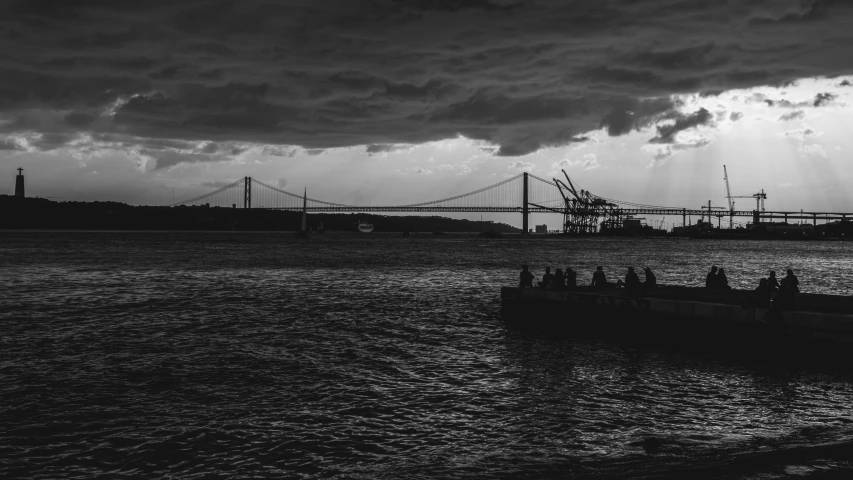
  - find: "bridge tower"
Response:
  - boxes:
[522,172,529,234]
[243,176,251,209]
[15,167,25,198]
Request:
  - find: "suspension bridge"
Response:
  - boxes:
[173,172,853,233]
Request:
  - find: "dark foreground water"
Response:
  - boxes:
[3,232,853,479]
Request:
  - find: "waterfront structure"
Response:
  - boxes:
[500,286,853,351]
[171,174,853,233]
[14,167,24,198]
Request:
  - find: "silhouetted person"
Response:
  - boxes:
[785,269,800,293]
[754,278,771,307]
[539,267,553,289]
[643,267,657,288]
[717,268,731,289]
[705,266,719,288]
[775,269,800,309]
[565,267,577,289]
[767,270,780,292]
[617,267,641,290]
[777,277,797,309]
[591,266,608,289]
[519,265,534,288]
[552,268,565,290]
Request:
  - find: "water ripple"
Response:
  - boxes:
[3,232,853,478]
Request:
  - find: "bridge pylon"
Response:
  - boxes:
[522,172,529,234]
[243,176,251,209]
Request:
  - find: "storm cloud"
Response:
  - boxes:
[3,0,853,161]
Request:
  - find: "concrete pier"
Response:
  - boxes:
[500,287,853,350]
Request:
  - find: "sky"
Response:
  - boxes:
[2,0,853,228]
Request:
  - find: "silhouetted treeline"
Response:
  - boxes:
[0,195,520,233]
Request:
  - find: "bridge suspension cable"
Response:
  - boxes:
[170,179,243,207]
[397,173,524,208]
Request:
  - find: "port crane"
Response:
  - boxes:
[547,169,616,234]
[723,165,767,228]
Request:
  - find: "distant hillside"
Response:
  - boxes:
[0,195,520,232]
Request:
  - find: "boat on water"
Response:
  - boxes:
[500,285,853,357]
[357,219,374,233]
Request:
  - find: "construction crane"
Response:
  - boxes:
[723,166,768,226]
[549,169,615,234]
[723,165,734,229]
[728,190,767,211]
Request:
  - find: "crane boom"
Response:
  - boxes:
[723,165,733,211]
[723,165,734,229]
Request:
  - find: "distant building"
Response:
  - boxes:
[15,167,24,198]
[535,224,547,233]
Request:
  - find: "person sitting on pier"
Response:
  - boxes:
[705,266,719,288]
[616,267,641,290]
[785,269,800,293]
[564,267,577,289]
[716,268,731,289]
[643,267,657,288]
[519,265,534,288]
[767,270,780,292]
[539,267,554,289]
[552,268,565,290]
[591,266,608,289]
[777,276,798,309]
[754,278,771,307]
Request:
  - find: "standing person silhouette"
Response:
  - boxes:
[767,270,780,291]
[539,267,554,289]
[552,268,565,290]
[519,265,534,288]
[564,267,577,289]
[591,266,608,289]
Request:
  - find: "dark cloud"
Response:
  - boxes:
[778,110,805,122]
[813,92,836,107]
[30,132,77,150]
[366,144,410,155]
[598,98,677,136]
[649,108,713,144]
[0,137,23,150]
[750,91,840,110]
[2,0,853,161]
[62,112,96,127]
[729,111,744,121]
[840,79,852,87]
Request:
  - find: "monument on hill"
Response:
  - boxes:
[14,167,26,198]
[15,168,25,198]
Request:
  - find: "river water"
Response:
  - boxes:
[2,232,853,479]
